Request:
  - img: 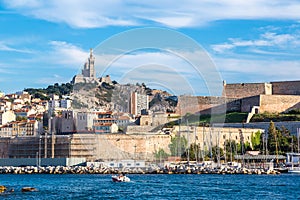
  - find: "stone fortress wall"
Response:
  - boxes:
[223,80,300,98]
[271,80,300,95]
[222,82,272,99]
[225,80,300,113]
[259,95,300,113]
[177,80,300,115]
[176,96,242,115]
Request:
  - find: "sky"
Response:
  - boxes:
[0,0,300,96]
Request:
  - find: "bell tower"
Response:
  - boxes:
[81,48,96,78]
[72,48,96,84]
[88,48,95,78]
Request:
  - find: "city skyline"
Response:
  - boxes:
[1,1,300,95]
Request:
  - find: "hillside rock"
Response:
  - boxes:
[71,80,177,112]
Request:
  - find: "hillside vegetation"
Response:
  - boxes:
[165,112,248,127]
[24,83,73,100]
[251,112,300,122]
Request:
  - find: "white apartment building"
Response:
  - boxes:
[129,92,149,116]
[0,110,16,126]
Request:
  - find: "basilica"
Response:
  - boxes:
[72,48,96,84]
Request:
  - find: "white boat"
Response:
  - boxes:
[112,175,130,182]
[288,167,300,173]
[286,153,300,173]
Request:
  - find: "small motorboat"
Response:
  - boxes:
[112,175,130,182]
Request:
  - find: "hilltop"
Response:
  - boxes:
[24,79,177,113]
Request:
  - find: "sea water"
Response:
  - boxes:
[1,174,300,199]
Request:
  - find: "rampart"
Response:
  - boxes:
[222,83,272,99]
[179,80,300,115]
[241,96,260,112]
[94,134,171,161]
[177,96,241,115]
[259,95,300,113]
[177,93,300,115]
[271,80,300,95]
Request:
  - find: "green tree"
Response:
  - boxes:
[266,122,293,155]
[290,135,298,153]
[251,131,261,151]
[224,139,236,161]
[168,135,187,157]
[154,148,169,162]
[209,146,224,162]
[224,139,248,159]
[277,126,291,154]
[244,141,252,151]
[267,121,277,154]
[181,143,201,161]
[16,116,27,121]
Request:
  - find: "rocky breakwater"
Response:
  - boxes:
[0,165,281,175]
[152,164,281,175]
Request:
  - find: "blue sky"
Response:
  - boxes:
[0,0,300,96]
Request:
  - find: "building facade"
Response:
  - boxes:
[129,92,149,116]
[72,48,96,84]
[0,110,16,126]
[93,111,118,134]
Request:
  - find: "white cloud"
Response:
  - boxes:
[47,41,87,67]
[3,40,88,71]
[211,31,300,53]
[0,41,32,53]
[3,0,300,28]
